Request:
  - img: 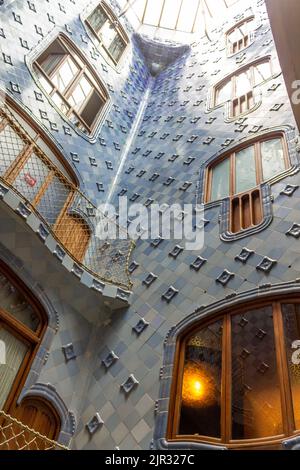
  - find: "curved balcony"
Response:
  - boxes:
[0,410,69,450]
[0,105,133,303]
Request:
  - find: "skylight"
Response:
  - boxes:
[118,0,241,36]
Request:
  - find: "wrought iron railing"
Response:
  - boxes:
[0,106,133,290]
[0,410,69,450]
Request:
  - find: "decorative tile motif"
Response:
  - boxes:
[133,318,149,335]
[286,223,300,239]
[235,248,255,264]
[151,237,163,248]
[143,273,158,287]
[216,270,235,286]
[86,413,104,435]
[62,343,76,362]
[190,256,207,271]
[169,245,184,259]
[102,351,119,369]
[280,184,299,197]
[121,374,139,394]
[128,261,139,273]
[162,286,179,303]
[256,257,277,273]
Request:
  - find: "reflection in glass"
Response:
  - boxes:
[179,320,223,438]
[231,307,283,439]
[235,70,252,97]
[235,145,256,194]
[216,80,231,105]
[211,158,230,201]
[261,139,285,181]
[0,273,40,331]
[282,304,300,430]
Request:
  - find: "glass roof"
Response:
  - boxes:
[117,0,241,38]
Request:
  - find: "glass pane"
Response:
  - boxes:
[235,145,257,194]
[0,125,25,176]
[216,80,232,105]
[108,34,126,63]
[0,272,40,331]
[52,57,79,94]
[0,327,28,409]
[231,306,283,440]
[254,61,272,85]
[87,6,108,34]
[235,69,252,97]
[40,53,65,76]
[36,175,70,226]
[68,76,92,111]
[261,138,285,181]
[282,304,300,430]
[100,21,117,50]
[52,93,70,114]
[13,153,50,203]
[210,158,230,201]
[37,73,53,95]
[80,90,103,127]
[179,319,223,438]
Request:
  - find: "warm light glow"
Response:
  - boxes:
[182,362,218,407]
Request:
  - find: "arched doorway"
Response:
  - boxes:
[0,260,61,446]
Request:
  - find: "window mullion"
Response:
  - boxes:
[221,314,232,444]
[273,302,295,436]
[230,153,235,196]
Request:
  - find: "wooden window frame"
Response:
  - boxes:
[226,16,255,56]
[167,296,300,450]
[0,260,47,414]
[213,57,273,117]
[33,35,108,134]
[205,132,290,203]
[85,1,129,67]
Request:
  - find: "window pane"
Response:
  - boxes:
[52,57,79,94]
[179,319,223,438]
[0,272,40,331]
[68,76,93,111]
[87,6,108,34]
[13,152,50,203]
[0,327,29,409]
[52,93,70,114]
[254,61,271,85]
[216,80,231,105]
[231,306,283,440]
[101,21,118,50]
[210,158,230,201]
[235,145,257,193]
[108,34,126,62]
[282,304,300,430]
[235,69,252,97]
[261,138,285,181]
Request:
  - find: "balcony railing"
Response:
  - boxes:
[0,410,69,450]
[0,106,133,291]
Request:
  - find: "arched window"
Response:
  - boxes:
[33,34,109,135]
[0,261,44,409]
[226,16,255,56]
[213,58,273,118]
[0,261,61,446]
[169,299,300,449]
[205,133,290,233]
[85,2,129,66]
[0,101,91,261]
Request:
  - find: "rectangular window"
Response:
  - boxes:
[34,36,108,134]
[86,2,129,65]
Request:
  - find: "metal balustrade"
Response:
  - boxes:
[0,106,133,290]
[0,410,69,450]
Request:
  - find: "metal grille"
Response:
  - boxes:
[0,106,133,290]
[0,410,69,450]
